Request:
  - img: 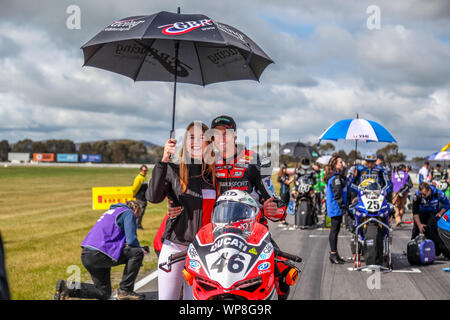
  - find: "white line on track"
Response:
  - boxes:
[134,270,158,291]
[346,267,421,273]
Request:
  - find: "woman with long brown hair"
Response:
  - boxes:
[325,155,349,264]
[146,121,216,300]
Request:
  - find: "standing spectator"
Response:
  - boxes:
[325,155,349,264]
[132,164,149,229]
[391,164,413,227]
[277,163,294,226]
[418,161,430,184]
[431,164,444,181]
[54,201,147,300]
[312,163,326,214]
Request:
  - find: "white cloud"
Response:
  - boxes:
[0,0,449,158]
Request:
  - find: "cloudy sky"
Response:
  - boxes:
[0,0,449,158]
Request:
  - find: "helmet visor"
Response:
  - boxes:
[212,201,258,226]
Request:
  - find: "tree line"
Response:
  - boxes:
[276,142,408,166]
[317,142,408,164]
[0,139,414,165]
[0,139,164,164]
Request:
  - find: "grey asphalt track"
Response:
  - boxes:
[136,211,450,300]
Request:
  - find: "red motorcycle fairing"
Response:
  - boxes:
[185,222,277,300]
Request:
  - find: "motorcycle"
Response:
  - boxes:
[431,179,448,194]
[159,190,302,300]
[292,175,317,228]
[350,179,394,270]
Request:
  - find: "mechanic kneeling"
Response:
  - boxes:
[412,182,450,259]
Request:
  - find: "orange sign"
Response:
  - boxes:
[33,153,55,162]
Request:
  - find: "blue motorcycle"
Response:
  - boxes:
[350,179,394,270]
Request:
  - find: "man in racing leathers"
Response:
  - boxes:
[347,152,392,228]
[210,115,286,223]
[348,152,391,195]
[210,115,290,299]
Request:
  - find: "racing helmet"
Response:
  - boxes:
[364,152,377,162]
[360,178,381,198]
[301,158,311,169]
[211,190,260,237]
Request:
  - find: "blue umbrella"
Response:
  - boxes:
[318,118,396,143]
[318,115,396,164]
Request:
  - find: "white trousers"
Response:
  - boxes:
[158,240,193,300]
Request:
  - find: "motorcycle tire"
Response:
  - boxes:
[295,200,313,227]
[363,223,383,266]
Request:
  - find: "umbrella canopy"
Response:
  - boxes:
[82,11,273,84]
[318,118,396,143]
[280,142,320,159]
[428,151,450,161]
[81,10,273,136]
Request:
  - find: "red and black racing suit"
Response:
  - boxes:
[215,146,286,223]
[215,146,292,298]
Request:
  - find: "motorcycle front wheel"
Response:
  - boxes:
[363,223,384,266]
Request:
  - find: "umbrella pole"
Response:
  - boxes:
[170,41,180,139]
[170,7,181,139]
[354,139,358,167]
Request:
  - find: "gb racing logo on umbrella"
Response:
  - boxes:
[158,19,213,35]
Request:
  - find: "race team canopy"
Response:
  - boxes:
[427,151,450,161]
[318,118,396,143]
[81,10,274,136]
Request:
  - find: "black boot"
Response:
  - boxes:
[336,252,346,263]
[329,253,344,264]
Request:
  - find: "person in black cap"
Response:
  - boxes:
[211,115,291,299]
[210,115,286,223]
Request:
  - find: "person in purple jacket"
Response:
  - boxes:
[54,201,148,300]
[391,164,413,227]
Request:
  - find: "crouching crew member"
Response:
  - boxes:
[412,183,450,259]
[54,201,147,300]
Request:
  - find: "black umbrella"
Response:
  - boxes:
[81,8,274,137]
[280,142,320,159]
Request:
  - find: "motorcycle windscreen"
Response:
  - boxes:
[212,201,258,238]
[195,232,273,289]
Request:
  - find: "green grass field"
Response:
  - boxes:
[0,166,167,300]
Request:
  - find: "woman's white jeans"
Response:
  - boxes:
[158,240,193,300]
